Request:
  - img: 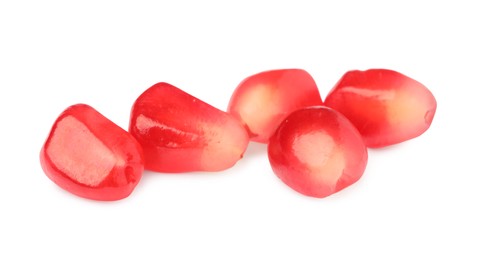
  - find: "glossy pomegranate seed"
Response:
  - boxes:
[129,82,249,173]
[40,104,144,201]
[227,69,323,143]
[268,106,368,198]
[324,69,437,148]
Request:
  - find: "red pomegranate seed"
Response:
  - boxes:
[324,69,437,148]
[227,69,323,143]
[129,82,249,173]
[40,104,144,201]
[268,106,368,198]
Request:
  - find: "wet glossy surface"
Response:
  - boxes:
[129,82,249,172]
[324,69,437,148]
[227,69,323,143]
[268,107,368,198]
[40,104,144,201]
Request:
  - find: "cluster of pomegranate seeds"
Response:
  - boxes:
[40,68,436,200]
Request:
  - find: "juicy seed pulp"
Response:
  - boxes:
[40,104,144,201]
[227,69,323,143]
[324,69,437,147]
[268,106,368,198]
[129,82,249,173]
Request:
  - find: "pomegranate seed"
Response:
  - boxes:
[129,82,249,172]
[268,106,368,198]
[40,104,144,201]
[228,69,323,143]
[324,69,437,147]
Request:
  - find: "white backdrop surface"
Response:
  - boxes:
[1,1,487,259]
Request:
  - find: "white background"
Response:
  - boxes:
[1,1,487,259]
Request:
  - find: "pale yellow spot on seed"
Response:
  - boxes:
[293,131,346,188]
[237,84,282,138]
[47,116,115,187]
